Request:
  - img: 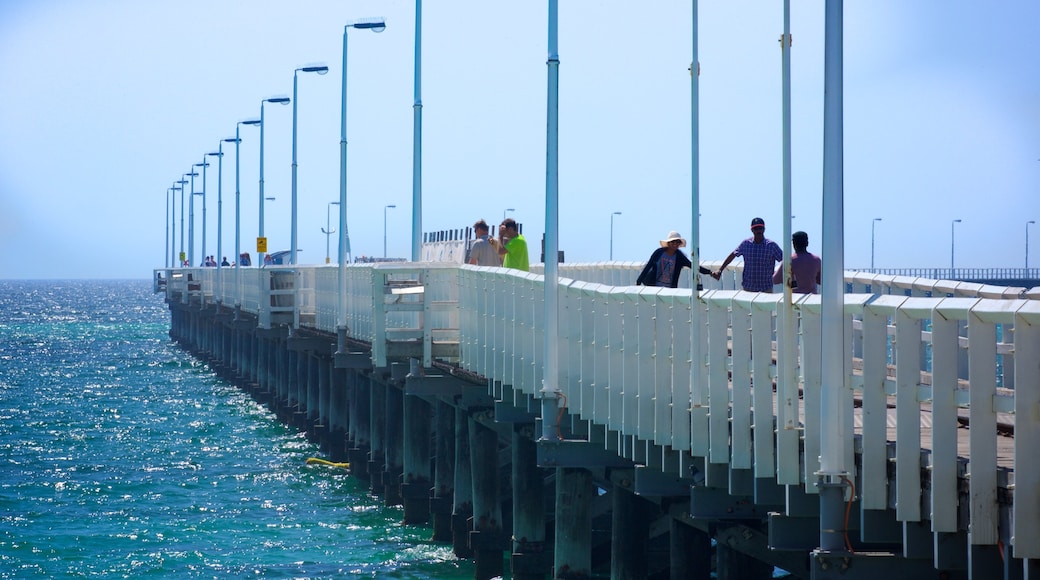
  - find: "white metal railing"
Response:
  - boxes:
[158,261,1039,557]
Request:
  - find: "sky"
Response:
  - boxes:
[1,0,1038,279]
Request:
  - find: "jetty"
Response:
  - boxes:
[156,260,1039,580]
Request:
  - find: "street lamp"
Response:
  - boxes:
[384,204,396,258]
[165,187,173,268]
[259,96,290,265]
[198,159,211,264]
[503,207,515,221]
[235,119,261,306]
[291,65,329,265]
[338,18,386,353]
[181,173,195,264]
[323,201,340,263]
[1028,220,1036,269]
[871,217,882,270]
[609,211,621,260]
[950,218,962,271]
[176,179,189,266]
[189,165,205,266]
[207,151,223,270]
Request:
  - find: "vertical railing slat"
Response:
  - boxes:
[894,307,922,522]
[967,305,999,546]
[1013,303,1040,558]
[751,298,776,479]
[730,297,753,470]
[707,291,734,465]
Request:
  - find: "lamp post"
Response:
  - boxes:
[235,119,261,306]
[179,175,192,264]
[165,188,173,268]
[198,159,211,264]
[609,211,621,260]
[182,172,195,264]
[323,201,340,264]
[384,204,396,258]
[1028,220,1036,269]
[503,207,515,221]
[189,165,204,266]
[259,96,290,266]
[338,18,387,353]
[871,217,882,270]
[291,65,329,265]
[950,218,962,271]
[207,151,223,269]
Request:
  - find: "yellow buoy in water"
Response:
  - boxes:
[306,457,351,469]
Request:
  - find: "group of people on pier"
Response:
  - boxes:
[467,217,529,271]
[637,217,822,293]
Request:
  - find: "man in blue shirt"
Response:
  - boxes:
[712,217,783,292]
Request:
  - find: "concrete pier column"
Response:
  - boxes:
[314,355,330,448]
[304,352,319,432]
[717,524,772,580]
[347,372,371,481]
[611,486,651,579]
[291,349,305,428]
[670,517,712,580]
[275,339,290,420]
[383,379,404,506]
[470,417,504,580]
[554,467,593,579]
[255,335,269,402]
[246,331,258,384]
[327,366,349,463]
[511,425,549,580]
[368,376,387,495]
[431,399,456,541]
[402,394,431,524]
[452,407,474,559]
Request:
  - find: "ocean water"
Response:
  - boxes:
[0,280,474,579]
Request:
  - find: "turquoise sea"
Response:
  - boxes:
[0,280,474,579]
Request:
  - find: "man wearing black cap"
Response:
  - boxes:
[712,217,783,292]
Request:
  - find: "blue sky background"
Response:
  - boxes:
[1,0,1037,279]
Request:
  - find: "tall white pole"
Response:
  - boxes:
[819,0,848,553]
[871,217,882,270]
[1028,220,1036,269]
[384,204,396,258]
[776,0,799,482]
[411,0,423,262]
[690,0,709,444]
[234,125,243,308]
[200,159,209,263]
[163,190,169,270]
[540,0,561,442]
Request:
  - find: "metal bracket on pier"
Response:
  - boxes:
[536,438,637,469]
[404,373,467,396]
[334,351,371,369]
[286,334,332,353]
[689,486,782,520]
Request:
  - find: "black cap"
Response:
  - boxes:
[750,217,765,229]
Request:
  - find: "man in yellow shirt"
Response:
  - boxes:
[497,218,529,271]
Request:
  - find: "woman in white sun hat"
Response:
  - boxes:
[635,230,710,288]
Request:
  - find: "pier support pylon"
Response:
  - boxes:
[470,418,504,580]
[431,399,455,542]
[511,425,550,580]
[554,467,593,579]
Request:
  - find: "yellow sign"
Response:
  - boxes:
[179,251,186,263]
[256,237,268,253]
